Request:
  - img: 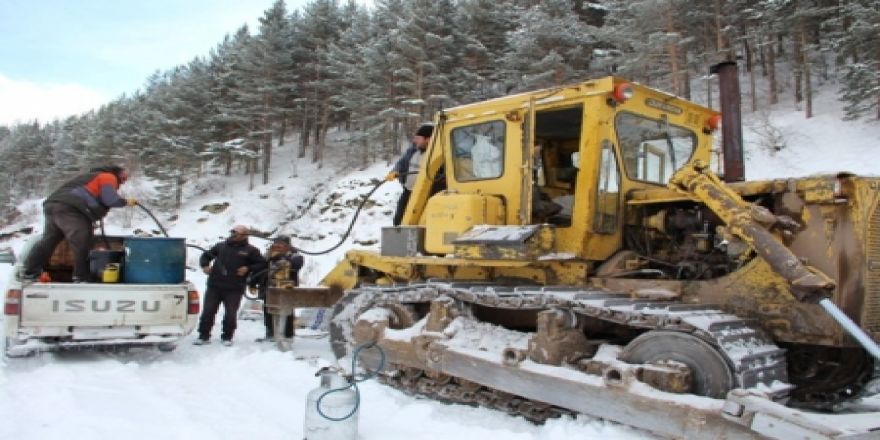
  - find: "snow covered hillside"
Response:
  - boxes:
[0,79,878,440]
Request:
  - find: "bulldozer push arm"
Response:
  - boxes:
[669,160,880,360]
[668,160,835,303]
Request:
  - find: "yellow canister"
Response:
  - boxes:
[102,263,120,283]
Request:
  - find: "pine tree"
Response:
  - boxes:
[362,0,409,157]
[502,0,600,92]
[4,122,52,198]
[324,1,382,168]
[298,0,345,167]
[831,0,880,120]
[602,0,696,95]
[454,0,518,102]
[250,0,298,183]
[381,0,459,141]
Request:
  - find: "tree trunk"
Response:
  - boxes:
[360,120,369,167]
[768,39,778,105]
[875,39,880,120]
[876,45,880,120]
[248,158,255,191]
[175,174,184,210]
[706,69,713,109]
[682,67,691,100]
[714,0,724,54]
[794,30,803,107]
[278,118,286,147]
[801,31,812,118]
[744,34,757,112]
[759,36,767,77]
[312,104,323,166]
[749,37,757,112]
[665,6,682,98]
[299,103,310,159]
[744,33,753,74]
[262,131,272,185]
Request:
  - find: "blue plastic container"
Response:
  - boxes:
[123,237,186,284]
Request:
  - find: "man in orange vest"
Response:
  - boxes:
[23,166,136,283]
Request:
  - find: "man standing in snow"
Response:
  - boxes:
[249,235,303,342]
[194,225,266,346]
[387,123,434,226]
[22,165,136,283]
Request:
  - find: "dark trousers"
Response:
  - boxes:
[24,202,94,281]
[198,286,244,341]
[392,188,412,226]
[263,303,294,338]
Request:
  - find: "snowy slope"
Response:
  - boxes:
[1,79,878,440]
[744,85,880,180]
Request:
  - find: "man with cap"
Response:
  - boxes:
[195,225,266,346]
[386,123,434,226]
[23,165,136,283]
[248,235,304,342]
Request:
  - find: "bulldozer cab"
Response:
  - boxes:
[401,77,718,260]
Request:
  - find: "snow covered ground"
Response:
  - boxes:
[1,80,878,440]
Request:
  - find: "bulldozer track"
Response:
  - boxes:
[378,364,576,423]
[330,281,793,423]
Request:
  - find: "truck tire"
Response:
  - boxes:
[157,343,178,352]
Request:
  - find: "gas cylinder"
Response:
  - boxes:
[303,368,358,440]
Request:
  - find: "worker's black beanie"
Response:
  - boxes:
[415,124,434,138]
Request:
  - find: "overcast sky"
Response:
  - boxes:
[0,0,319,125]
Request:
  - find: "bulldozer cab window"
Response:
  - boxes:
[594,140,620,234]
[615,112,696,186]
[452,120,505,182]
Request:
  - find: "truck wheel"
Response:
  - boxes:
[157,343,178,352]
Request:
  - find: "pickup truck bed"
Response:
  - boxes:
[3,236,199,357]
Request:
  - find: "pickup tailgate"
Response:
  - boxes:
[20,283,189,327]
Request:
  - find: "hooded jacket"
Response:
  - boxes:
[45,166,126,221]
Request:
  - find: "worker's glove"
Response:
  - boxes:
[385,171,399,181]
[126,198,138,207]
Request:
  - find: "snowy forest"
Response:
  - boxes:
[0,0,878,219]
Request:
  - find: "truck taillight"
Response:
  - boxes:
[4,289,22,315]
[188,290,200,314]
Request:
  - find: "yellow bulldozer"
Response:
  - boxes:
[295,63,880,439]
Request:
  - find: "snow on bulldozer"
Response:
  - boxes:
[296,63,880,439]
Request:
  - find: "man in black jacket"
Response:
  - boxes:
[249,235,303,342]
[194,225,266,346]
